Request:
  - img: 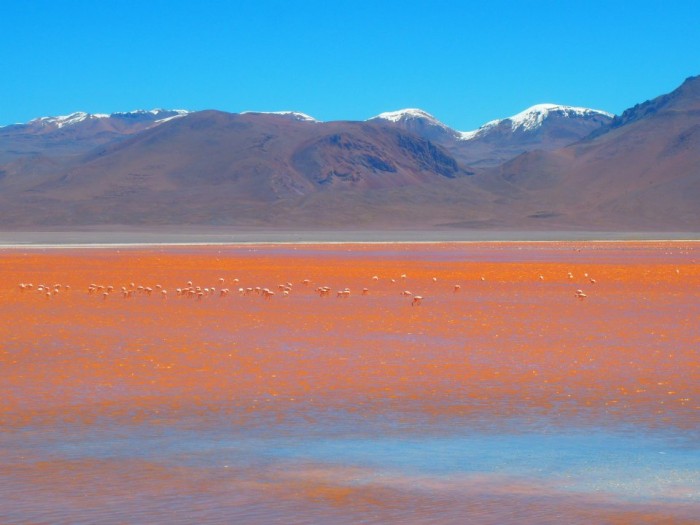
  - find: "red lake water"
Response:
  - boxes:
[1,242,699,524]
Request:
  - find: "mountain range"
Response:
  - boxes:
[1,76,698,231]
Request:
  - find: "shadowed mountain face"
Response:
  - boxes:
[0,76,698,231]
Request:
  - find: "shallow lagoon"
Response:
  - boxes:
[1,242,698,523]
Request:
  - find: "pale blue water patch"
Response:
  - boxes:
[6,417,699,505]
[260,427,700,502]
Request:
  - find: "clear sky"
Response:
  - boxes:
[2,0,699,130]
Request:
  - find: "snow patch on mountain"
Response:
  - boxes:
[152,110,190,124]
[113,109,189,120]
[242,111,319,122]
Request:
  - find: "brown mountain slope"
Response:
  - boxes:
[477,76,700,230]
[0,111,480,227]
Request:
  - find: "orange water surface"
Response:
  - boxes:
[1,242,699,524]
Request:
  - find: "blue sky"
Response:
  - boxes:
[2,0,699,130]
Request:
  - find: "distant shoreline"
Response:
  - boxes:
[1,229,699,247]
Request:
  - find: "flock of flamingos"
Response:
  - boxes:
[16,271,599,305]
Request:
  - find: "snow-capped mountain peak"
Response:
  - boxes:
[503,104,613,131]
[368,108,461,142]
[23,109,190,130]
[31,111,110,129]
[370,108,448,127]
[460,104,613,140]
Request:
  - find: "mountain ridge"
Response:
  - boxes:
[0,75,698,231]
